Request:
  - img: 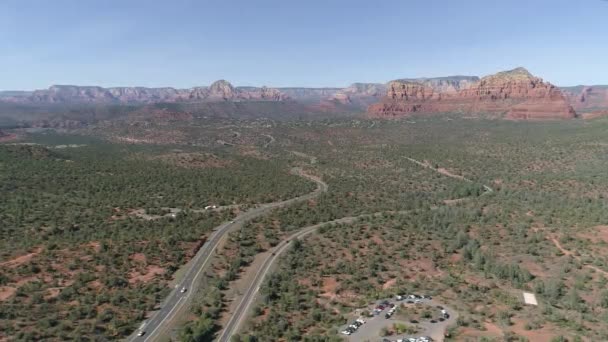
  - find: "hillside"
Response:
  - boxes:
[561,85,608,112]
[368,68,576,120]
[0,80,288,105]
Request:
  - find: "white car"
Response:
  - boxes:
[180,287,187,293]
[340,330,351,335]
[137,331,145,337]
[356,318,366,324]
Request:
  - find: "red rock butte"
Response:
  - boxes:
[368,67,577,120]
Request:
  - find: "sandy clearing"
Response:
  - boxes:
[0,246,42,268]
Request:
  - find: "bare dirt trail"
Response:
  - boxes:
[216,210,418,342]
[218,155,501,341]
[548,236,608,276]
[405,157,493,194]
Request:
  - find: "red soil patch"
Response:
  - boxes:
[509,318,560,342]
[0,246,42,268]
[44,288,62,300]
[130,253,147,263]
[449,252,463,264]
[583,226,608,243]
[398,257,441,278]
[371,235,384,246]
[320,277,339,299]
[520,259,549,277]
[0,287,16,301]
[382,278,397,290]
[128,265,165,284]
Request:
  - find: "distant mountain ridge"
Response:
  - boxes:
[4,71,608,122]
[1,80,289,104]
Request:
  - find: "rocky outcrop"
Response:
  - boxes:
[2,81,289,104]
[368,68,576,120]
[278,88,342,103]
[561,85,608,111]
[393,76,479,94]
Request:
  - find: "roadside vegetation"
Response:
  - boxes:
[5,115,608,341]
[0,136,313,340]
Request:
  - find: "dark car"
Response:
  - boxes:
[444,313,450,319]
[389,303,395,308]
[410,319,419,323]
[430,319,438,324]
[406,300,414,304]
[378,305,385,310]
[381,300,390,305]
[385,313,391,319]
[436,305,444,310]
[438,317,445,322]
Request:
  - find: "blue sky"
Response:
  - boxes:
[1,0,607,89]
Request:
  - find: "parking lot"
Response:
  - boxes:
[339,295,458,342]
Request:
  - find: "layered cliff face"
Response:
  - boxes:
[2,80,289,104]
[393,76,479,94]
[328,83,387,106]
[368,68,576,120]
[561,85,608,111]
[277,88,342,104]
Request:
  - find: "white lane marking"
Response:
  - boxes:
[143,296,184,342]
[136,173,328,341]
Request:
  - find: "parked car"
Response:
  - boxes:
[438,317,445,322]
[410,319,419,323]
[137,331,145,337]
[444,313,450,319]
[436,305,444,310]
[180,287,187,293]
[389,303,396,308]
[381,300,390,305]
[430,319,437,323]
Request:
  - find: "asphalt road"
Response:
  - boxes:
[216,211,415,342]
[128,168,327,342]
[216,157,482,341]
[344,298,458,342]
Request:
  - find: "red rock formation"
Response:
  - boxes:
[3,81,289,104]
[562,86,608,111]
[368,68,577,120]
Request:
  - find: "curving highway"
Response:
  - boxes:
[216,211,414,342]
[127,168,327,342]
